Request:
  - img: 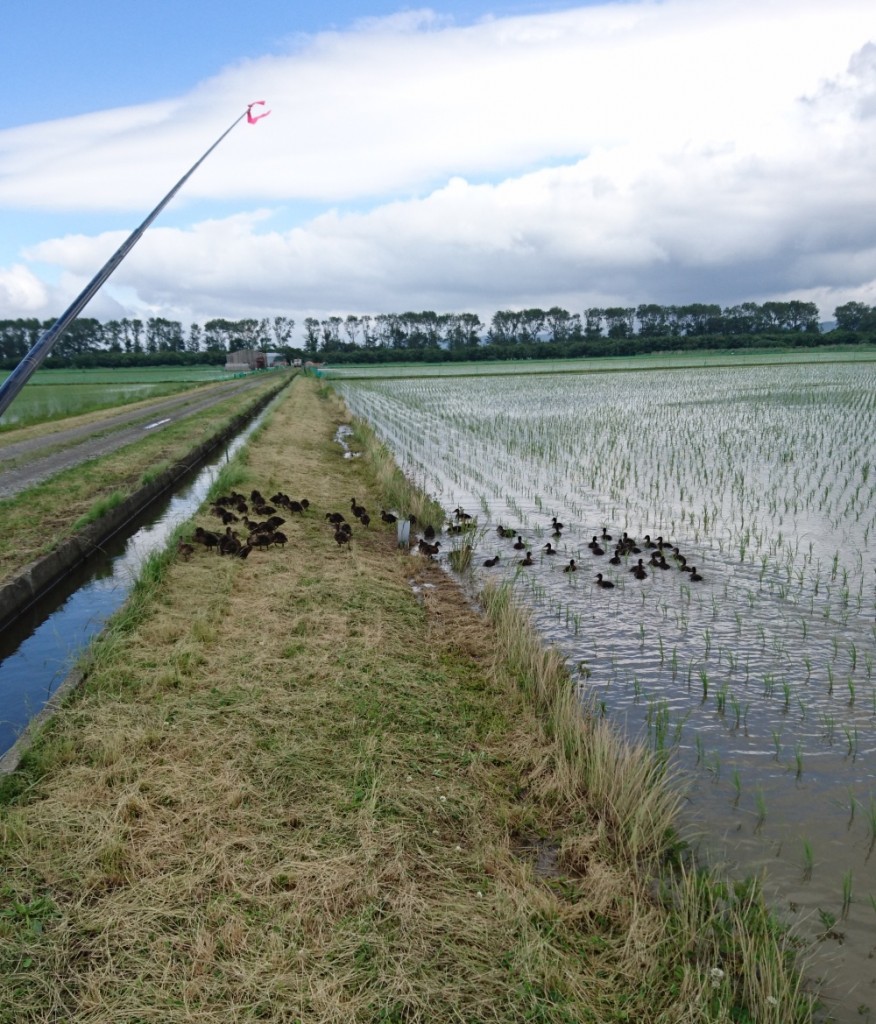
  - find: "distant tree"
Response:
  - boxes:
[302,318,320,355]
[583,308,604,338]
[603,307,635,339]
[834,301,873,332]
[187,322,203,353]
[635,303,671,337]
[545,307,580,343]
[271,316,296,349]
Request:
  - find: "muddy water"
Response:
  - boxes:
[0,406,272,759]
[335,362,876,1022]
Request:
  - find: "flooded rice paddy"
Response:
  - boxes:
[334,360,876,1019]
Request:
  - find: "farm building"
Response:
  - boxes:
[225,349,287,372]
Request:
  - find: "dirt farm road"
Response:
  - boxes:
[0,376,272,500]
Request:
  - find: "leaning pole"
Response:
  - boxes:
[0,101,271,422]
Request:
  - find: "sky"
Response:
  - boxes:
[1,0,875,333]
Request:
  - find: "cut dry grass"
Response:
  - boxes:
[0,376,813,1023]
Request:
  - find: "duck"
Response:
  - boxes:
[519,551,535,566]
[643,534,656,549]
[595,573,615,589]
[551,516,565,531]
[590,541,605,556]
[689,567,704,581]
[380,510,397,524]
[350,498,367,519]
[424,524,436,541]
[512,535,526,550]
[608,549,622,566]
[497,525,517,539]
[334,528,351,547]
[358,513,371,528]
[177,538,195,561]
[630,559,648,580]
[193,526,220,552]
[600,528,613,541]
[563,559,577,573]
[483,554,501,567]
[542,542,558,555]
[418,539,441,557]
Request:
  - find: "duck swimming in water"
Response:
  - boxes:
[595,573,615,589]
[630,559,648,580]
[512,535,526,550]
[543,542,558,555]
[519,551,535,566]
[483,554,501,567]
[563,559,577,573]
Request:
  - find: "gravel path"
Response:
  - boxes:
[0,377,270,499]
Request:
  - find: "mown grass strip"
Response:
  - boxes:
[0,376,813,1023]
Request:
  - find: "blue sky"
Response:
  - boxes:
[2,0,874,330]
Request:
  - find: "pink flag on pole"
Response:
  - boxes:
[247,101,271,124]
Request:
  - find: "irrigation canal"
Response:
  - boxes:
[0,401,274,764]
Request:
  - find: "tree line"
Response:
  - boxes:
[1,301,873,369]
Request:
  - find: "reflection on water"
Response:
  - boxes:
[336,362,876,1020]
[0,408,270,757]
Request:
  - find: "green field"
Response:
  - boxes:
[0,366,242,430]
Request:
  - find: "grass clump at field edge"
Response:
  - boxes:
[0,377,813,1023]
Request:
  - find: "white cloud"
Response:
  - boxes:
[1,0,874,325]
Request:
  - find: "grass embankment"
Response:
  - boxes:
[0,377,811,1023]
[0,374,285,587]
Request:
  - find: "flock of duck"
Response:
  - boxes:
[479,513,705,589]
[178,487,424,562]
[177,493,704,594]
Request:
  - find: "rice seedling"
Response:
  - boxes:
[801,838,814,882]
[841,870,853,919]
[755,787,767,832]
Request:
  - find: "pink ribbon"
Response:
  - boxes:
[247,101,271,124]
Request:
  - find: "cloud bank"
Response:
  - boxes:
[1,0,874,327]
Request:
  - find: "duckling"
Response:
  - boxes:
[595,573,615,589]
[643,534,656,549]
[497,525,516,539]
[542,542,558,555]
[288,500,305,515]
[551,516,565,531]
[608,549,622,566]
[271,531,288,548]
[563,559,577,573]
[519,551,535,566]
[512,535,526,550]
[483,554,501,567]
[334,528,351,547]
[424,524,436,541]
[381,510,397,524]
[351,498,367,519]
[236,542,253,560]
[177,538,195,561]
[418,539,441,557]
[358,513,371,528]
[601,528,613,541]
[591,541,605,556]
[689,567,704,581]
[326,511,346,525]
[630,559,648,580]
